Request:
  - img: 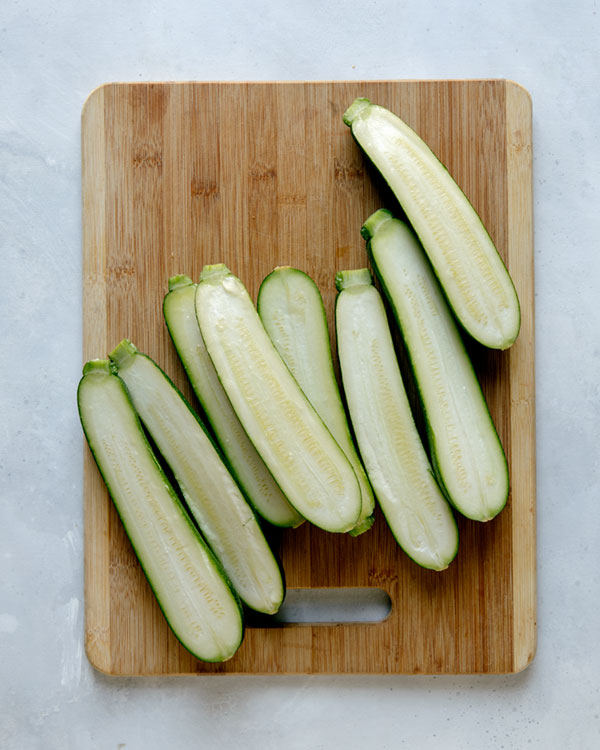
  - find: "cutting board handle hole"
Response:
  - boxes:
[246,587,392,627]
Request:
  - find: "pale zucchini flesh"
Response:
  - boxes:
[195,264,362,534]
[335,270,458,570]
[163,276,303,529]
[363,210,509,522]
[109,339,285,615]
[343,98,520,350]
[257,266,375,536]
[77,360,243,662]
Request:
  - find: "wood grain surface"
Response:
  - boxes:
[81,79,535,675]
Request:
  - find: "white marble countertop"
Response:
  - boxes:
[2,0,599,747]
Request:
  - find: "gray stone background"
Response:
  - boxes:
[1,1,598,747]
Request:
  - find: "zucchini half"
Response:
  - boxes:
[109,339,285,615]
[257,266,375,536]
[363,209,509,522]
[343,97,520,350]
[77,360,243,662]
[195,264,362,534]
[335,269,458,570]
[163,275,303,529]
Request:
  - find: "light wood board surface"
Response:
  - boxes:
[81,79,535,675]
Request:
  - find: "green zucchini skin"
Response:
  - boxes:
[363,210,509,522]
[195,264,362,534]
[109,339,285,615]
[257,266,375,536]
[77,360,244,662]
[343,98,520,351]
[163,276,303,529]
[335,269,458,570]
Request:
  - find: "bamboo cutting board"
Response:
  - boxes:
[82,80,535,675]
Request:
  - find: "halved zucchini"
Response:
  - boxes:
[363,209,509,522]
[163,275,303,528]
[77,359,243,662]
[195,264,362,534]
[335,269,458,570]
[343,98,520,350]
[257,266,375,536]
[109,339,285,615]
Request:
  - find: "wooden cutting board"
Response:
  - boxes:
[81,79,535,675]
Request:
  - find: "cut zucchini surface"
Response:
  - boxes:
[195,264,362,534]
[335,270,458,570]
[257,266,375,536]
[343,98,520,350]
[109,339,285,615]
[163,276,303,529]
[363,210,509,522]
[77,360,243,662]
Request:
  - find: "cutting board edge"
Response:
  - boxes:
[81,78,534,119]
[505,79,537,675]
